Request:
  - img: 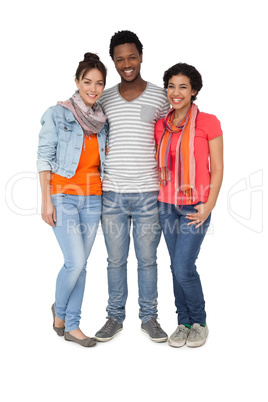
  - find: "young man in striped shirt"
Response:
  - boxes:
[95,31,170,343]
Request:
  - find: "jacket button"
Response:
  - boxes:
[64,126,68,130]
[101,148,104,151]
[98,134,100,137]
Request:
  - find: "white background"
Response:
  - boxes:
[1,0,267,401]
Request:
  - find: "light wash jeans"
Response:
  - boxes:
[158,201,211,325]
[51,194,101,332]
[101,191,161,323]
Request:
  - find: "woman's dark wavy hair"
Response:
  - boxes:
[163,63,203,101]
[109,30,143,59]
[75,52,107,86]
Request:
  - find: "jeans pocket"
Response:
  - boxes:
[51,193,68,198]
[179,202,204,215]
[102,191,119,211]
[50,193,68,206]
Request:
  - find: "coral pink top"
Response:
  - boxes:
[154,112,223,205]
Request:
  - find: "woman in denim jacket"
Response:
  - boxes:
[37,53,108,347]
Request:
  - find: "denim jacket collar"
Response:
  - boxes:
[63,107,77,123]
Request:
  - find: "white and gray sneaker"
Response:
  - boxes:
[186,323,208,348]
[168,324,190,348]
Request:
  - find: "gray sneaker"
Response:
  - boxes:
[168,324,190,348]
[186,323,209,348]
[95,318,123,342]
[141,318,168,343]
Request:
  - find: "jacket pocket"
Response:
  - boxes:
[58,122,73,142]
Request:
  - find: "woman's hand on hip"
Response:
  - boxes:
[186,203,211,228]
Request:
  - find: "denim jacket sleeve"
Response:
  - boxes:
[36,107,58,173]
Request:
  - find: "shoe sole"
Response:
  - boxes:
[94,327,123,342]
[141,328,168,343]
[186,341,206,348]
[64,332,96,347]
[186,329,209,348]
[168,339,186,348]
[65,338,96,347]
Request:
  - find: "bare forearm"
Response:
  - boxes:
[206,167,223,211]
[39,171,56,226]
[206,136,224,211]
[186,136,223,227]
[39,170,52,201]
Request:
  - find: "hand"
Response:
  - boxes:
[105,146,110,155]
[186,203,211,228]
[41,199,56,227]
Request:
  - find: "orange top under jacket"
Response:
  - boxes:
[50,134,102,196]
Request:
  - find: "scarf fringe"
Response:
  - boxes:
[158,167,171,187]
[181,188,195,204]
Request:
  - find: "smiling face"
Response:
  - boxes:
[75,68,104,107]
[167,74,197,118]
[113,43,142,83]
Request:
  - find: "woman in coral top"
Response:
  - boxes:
[155,63,223,348]
[37,53,108,347]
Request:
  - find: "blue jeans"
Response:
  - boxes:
[51,194,101,332]
[101,191,161,323]
[158,201,211,325]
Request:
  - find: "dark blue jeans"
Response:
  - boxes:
[158,201,211,325]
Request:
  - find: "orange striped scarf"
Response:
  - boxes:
[156,104,198,204]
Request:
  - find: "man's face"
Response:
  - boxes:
[113,43,143,83]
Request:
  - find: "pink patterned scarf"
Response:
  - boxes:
[57,91,106,136]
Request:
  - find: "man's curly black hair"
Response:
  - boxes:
[163,63,203,102]
[109,30,143,59]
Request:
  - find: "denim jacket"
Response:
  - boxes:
[36,104,108,179]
